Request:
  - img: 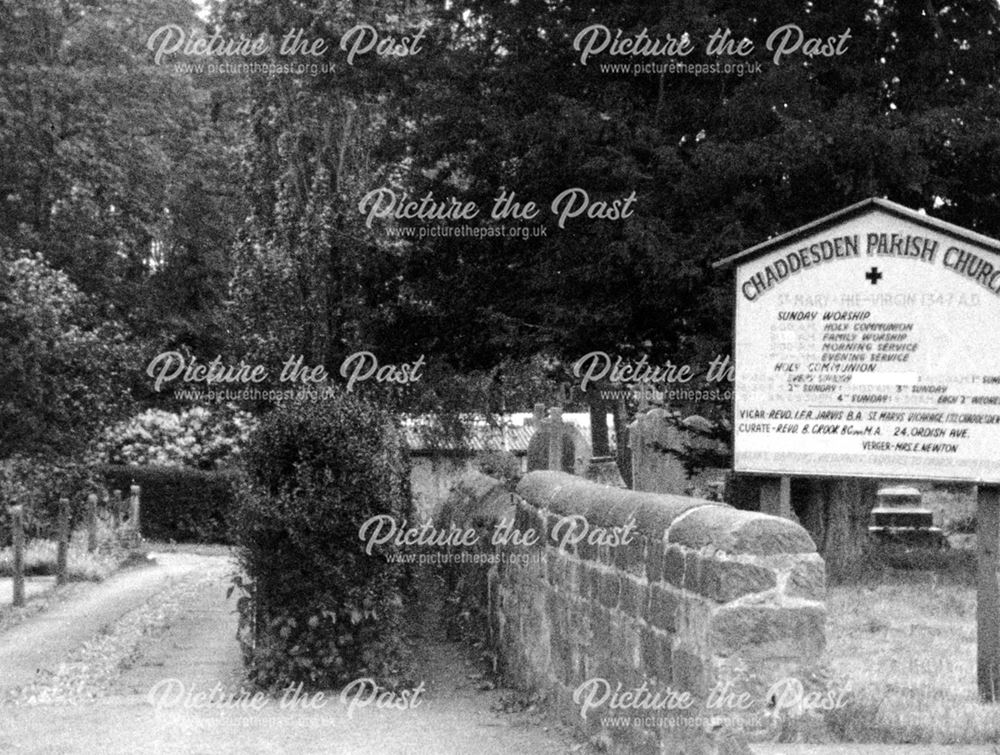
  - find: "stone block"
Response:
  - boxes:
[618,576,648,618]
[709,605,825,658]
[640,626,672,682]
[785,556,826,601]
[672,647,709,698]
[563,557,582,595]
[645,538,665,583]
[591,607,612,651]
[534,507,551,543]
[683,550,703,592]
[513,500,536,535]
[597,543,614,566]
[662,545,687,588]
[576,534,600,563]
[613,535,647,577]
[698,557,777,603]
[667,507,815,555]
[649,584,681,633]
[597,571,621,609]
[580,563,601,602]
[631,495,708,538]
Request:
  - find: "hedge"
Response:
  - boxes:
[96,464,239,543]
[232,389,414,689]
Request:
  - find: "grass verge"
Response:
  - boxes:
[0,522,143,582]
[821,549,999,744]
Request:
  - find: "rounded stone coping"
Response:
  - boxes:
[516,471,816,555]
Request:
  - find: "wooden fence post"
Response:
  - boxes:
[112,489,123,527]
[10,505,24,607]
[56,497,70,585]
[86,493,98,552]
[547,407,563,471]
[129,484,141,534]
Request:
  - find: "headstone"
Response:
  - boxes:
[629,408,688,494]
[628,408,723,495]
[526,408,592,474]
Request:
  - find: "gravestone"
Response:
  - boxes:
[628,408,689,494]
[525,408,592,474]
[629,408,725,495]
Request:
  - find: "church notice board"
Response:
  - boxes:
[714,198,1000,484]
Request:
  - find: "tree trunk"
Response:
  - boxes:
[798,478,877,583]
[800,480,827,549]
[589,399,609,457]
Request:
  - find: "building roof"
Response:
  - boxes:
[712,197,1000,270]
[402,412,617,455]
[403,423,536,454]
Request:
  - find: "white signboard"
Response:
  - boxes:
[726,199,1000,483]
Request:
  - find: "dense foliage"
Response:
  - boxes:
[0,454,100,543]
[0,0,241,372]
[232,389,413,689]
[0,254,135,458]
[97,464,240,544]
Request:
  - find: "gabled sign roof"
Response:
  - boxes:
[713,197,1000,270]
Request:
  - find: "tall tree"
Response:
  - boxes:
[0,0,241,365]
[224,0,416,375]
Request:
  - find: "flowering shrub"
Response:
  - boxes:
[96,406,255,470]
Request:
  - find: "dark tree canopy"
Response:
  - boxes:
[220,0,1000,388]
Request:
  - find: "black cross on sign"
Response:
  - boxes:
[865,266,883,285]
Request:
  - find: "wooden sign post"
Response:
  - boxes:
[979,486,1000,702]
[759,475,792,519]
[714,197,1000,702]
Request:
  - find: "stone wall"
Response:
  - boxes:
[485,471,826,754]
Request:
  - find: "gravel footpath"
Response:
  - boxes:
[0,552,226,696]
[0,552,589,754]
